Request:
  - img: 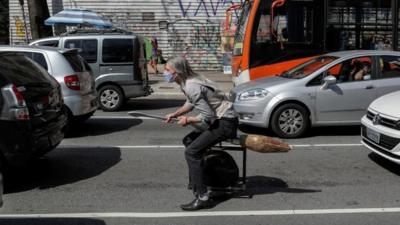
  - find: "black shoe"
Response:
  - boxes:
[180,198,215,211]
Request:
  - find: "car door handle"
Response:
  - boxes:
[365,85,374,89]
[108,68,113,71]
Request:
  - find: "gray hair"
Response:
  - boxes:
[166,56,200,83]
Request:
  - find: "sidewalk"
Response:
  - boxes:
[145,69,234,100]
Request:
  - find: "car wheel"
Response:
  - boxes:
[62,105,72,134]
[98,85,124,111]
[270,103,310,138]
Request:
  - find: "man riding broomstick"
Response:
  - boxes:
[130,56,291,211]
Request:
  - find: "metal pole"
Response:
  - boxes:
[323,0,328,51]
[392,0,398,51]
[18,0,29,44]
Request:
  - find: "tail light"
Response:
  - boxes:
[11,85,26,107]
[64,75,80,90]
[1,84,30,121]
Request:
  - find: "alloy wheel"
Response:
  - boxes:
[278,108,304,135]
[100,89,120,109]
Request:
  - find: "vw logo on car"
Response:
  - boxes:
[372,114,381,125]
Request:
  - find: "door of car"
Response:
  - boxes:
[99,38,134,82]
[375,55,400,97]
[315,56,377,124]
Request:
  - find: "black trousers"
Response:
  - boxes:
[182,118,238,196]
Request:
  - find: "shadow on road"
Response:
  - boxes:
[368,153,400,176]
[122,99,185,111]
[307,126,361,137]
[211,176,320,207]
[244,176,321,195]
[0,218,105,225]
[4,147,121,194]
[67,118,143,138]
[239,125,361,138]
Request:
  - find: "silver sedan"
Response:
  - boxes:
[232,50,400,138]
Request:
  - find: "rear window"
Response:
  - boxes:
[102,39,133,63]
[22,52,49,71]
[63,53,84,72]
[0,53,52,86]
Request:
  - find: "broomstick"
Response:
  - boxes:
[128,111,292,153]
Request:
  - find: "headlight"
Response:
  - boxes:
[238,88,269,101]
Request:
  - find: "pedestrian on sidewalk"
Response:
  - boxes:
[163,56,238,211]
[150,37,159,75]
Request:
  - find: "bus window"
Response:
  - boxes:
[256,13,271,43]
[328,0,394,51]
[250,0,323,68]
[233,1,251,56]
[398,3,400,50]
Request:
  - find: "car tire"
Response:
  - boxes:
[98,85,124,112]
[270,103,310,138]
[62,105,72,134]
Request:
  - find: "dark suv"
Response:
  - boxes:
[0,52,67,167]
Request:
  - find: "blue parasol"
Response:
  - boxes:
[45,8,113,29]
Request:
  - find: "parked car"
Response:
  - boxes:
[361,91,400,164]
[0,52,67,167]
[30,29,151,111]
[0,46,98,123]
[232,50,400,138]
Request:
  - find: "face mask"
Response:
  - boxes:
[163,71,176,83]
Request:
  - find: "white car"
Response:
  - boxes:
[361,91,400,164]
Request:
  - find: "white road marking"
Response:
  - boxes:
[151,92,183,95]
[91,116,157,120]
[0,208,399,218]
[58,143,363,149]
[293,144,363,147]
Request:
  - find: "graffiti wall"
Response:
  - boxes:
[43,0,243,71]
[9,1,32,44]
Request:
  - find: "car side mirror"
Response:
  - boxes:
[321,75,337,90]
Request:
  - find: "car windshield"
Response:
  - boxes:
[280,56,338,79]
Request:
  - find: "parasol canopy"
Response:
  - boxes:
[45,8,112,29]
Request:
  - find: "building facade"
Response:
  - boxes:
[9,0,243,71]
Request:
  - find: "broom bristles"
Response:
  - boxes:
[240,134,292,153]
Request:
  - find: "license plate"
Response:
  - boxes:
[366,127,380,144]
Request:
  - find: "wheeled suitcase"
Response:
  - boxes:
[202,150,239,188]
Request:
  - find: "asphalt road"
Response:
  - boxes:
[1,99,400,225]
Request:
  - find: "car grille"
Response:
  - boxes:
[366,110,400,130]
[363,138,400,160]
[361,125,400,150]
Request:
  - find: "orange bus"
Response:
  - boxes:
[230,0,400,85]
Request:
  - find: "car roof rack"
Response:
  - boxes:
[61,28,133,36]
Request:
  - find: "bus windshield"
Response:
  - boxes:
[233,1,251,56]
[280,56,338,79]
